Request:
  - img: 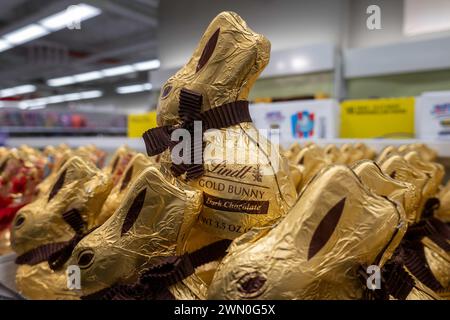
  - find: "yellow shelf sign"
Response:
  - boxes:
[127,112,157,138]
[340,97,415,139]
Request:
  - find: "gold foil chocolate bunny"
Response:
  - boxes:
[143,11,297,243]
[208,165,410,300]
[380,154,450,297]
[11,156,112,299]
[69,167,207,300]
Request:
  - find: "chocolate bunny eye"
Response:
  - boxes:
[77,249,95,269]
[48,169,67,202]
[196,28,220,72]
[121,188,147,235]
[237,271,267,298]
[160,84,172,100]
[308,198,346,260]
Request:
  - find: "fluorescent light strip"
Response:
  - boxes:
[3,24,49,45]
[0,4,101,53]
[0,39,12,53]
[0,84,36,98]
[39,4,101,31]
[116,83,152,94]
[19,90,103,109]
[47,59,160,87]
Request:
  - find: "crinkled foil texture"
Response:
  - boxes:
[0,229,12,255]
[157,11,270,126]
[16,263,79,300]
[12,156,112,299]
[69,167,206,299]
[95,153,155,226]
[208,165,406,300]
[179,123,297,241]
[353,160,419,223]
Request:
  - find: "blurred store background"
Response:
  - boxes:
[0,0,449,158]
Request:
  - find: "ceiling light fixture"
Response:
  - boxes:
[0,3,101,53]
[116,83,153,94]
[39,3,101,31]
[47,59,160,87]
[18,90,103,109]
[0,84,36,98]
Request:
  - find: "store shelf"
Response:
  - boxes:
[0,127,126,137]
[4,137,450,157]
[5,137,146,152]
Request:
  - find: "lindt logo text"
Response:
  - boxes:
[169,121,281,170]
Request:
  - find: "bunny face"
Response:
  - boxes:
[398,144,437,162]
[95,153,156,226]
[379,155,429,223]
[68,167,203,298]
[11,156,111,256]
[404,151,444,199]
[10,156,111,300]
[207,165,406,300]
[157,11,270,126]
[352,160,419,224]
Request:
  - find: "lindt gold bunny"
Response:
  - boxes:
[11,156,112,299]
[143,11,296,242]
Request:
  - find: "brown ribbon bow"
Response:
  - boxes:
[142,88,251,180]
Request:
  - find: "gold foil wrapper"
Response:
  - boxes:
[353,160,419,223]
[379,155,428,223]
[157,11,270,126]
[16,263,79,300]
[69,167,206,299]
[95,153,155,226]
[0,229,12,255]
[187,124,297,240]
[11,156,112,299]
[208,165,407,300]
[155,11,296,243]
[422,237,450,295]
[437,181,450,223]
[293,144,330,191]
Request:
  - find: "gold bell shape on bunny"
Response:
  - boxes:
[142,11,297,242]
[11,156,112,300]
[207,165,413,300]
[68,166,219,300]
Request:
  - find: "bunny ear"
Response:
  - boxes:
[110,156,120,174]
[121,188,146,236]
[48,169,67,202]
[196,28,220,73]
[308,198,346,260]
[120,166,134,191]
[0,159,7,174]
